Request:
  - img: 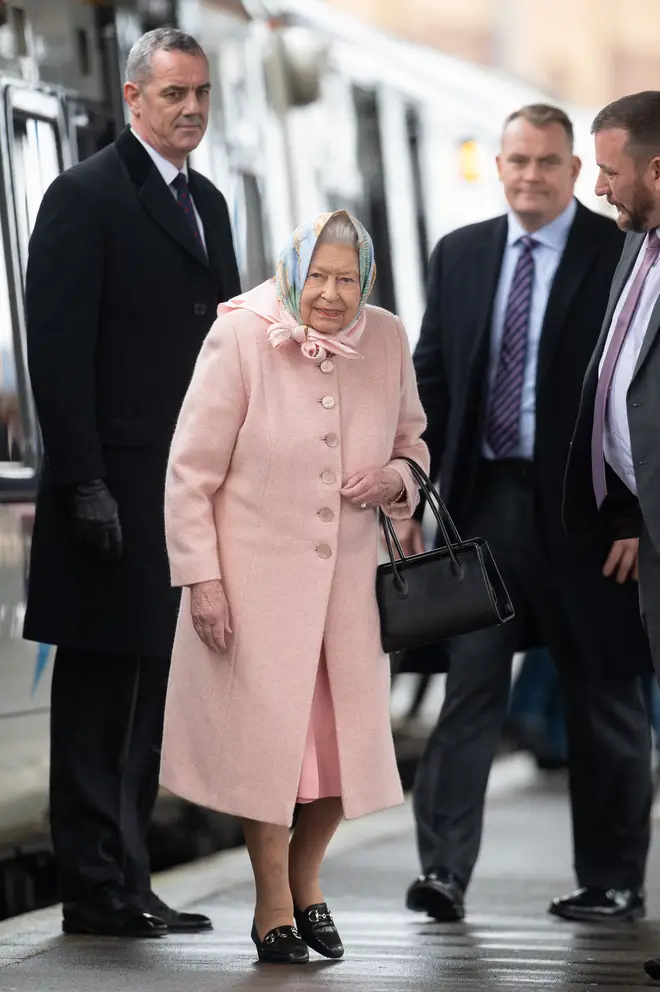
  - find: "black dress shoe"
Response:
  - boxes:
[62,887,167,938]
[644,957,660,980]
[548,886,645,922]
[294,902,344,959]
[139,892,213,933]
[406,868,465,921]
[251,921,309,964]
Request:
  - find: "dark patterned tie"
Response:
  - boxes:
[171,172,204,252]
[486,235,538,458]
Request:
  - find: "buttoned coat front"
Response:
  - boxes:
[160,281,429,826]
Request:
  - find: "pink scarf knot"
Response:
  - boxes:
[267,322,326,360]
[267,310,365,362]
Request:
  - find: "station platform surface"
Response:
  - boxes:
[2,755,660,991]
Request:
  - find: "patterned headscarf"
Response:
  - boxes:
[269,210,376,361]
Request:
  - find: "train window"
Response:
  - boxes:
[0,194,20,470]
[457,138,485,183]
[0,88,66,494]
[9,6,28,58]
[76,28,92,77]
[406,106,430,288]
[240,173,271,287]
[352,86,395,314]
[12,116,61,274]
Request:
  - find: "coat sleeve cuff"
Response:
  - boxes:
[169,555,222,589]
[378,460,419,519]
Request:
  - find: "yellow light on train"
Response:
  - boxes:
[458,139,482,183]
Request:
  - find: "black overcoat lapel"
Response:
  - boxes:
[114,126,209,269]
[188,170,234,298]
[536,202,598,389]
[468,216,508,382]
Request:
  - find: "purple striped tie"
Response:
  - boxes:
[486,236,538,458]
[591,231,660,508]
[171,172,204,252]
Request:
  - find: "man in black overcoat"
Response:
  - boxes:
[23,28,241,937]
[399,105,652,925]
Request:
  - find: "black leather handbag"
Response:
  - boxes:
[376,457,514,654]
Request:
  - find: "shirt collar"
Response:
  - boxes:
[506,197,577,251]
[129,127,188,186]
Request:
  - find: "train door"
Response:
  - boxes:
[0,80,68,853]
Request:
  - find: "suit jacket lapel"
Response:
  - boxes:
[188,171,230,295]
[604,232,642,318]
[534,204,595,390]
[115,127,209,270]
[593,233,643,367]
[470,216,507,376]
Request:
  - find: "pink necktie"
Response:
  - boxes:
[591,231,660,507]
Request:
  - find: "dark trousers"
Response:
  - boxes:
[639,525,660,688]
[414,460,651,891]
[49,647,169,902]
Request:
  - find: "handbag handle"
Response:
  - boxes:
[397,456,462,546]
[379,457,464,589]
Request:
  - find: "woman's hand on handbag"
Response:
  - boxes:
[190,579,232,652]
[340,466,405,508]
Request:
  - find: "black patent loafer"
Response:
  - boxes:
[63,902,167,938]
[548,886,645,922]
[251,921,309,964]
[141,892,213,933]
[644,957,660,980]
[294,902,344,959]
[406,868,465,921]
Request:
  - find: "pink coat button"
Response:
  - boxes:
[320,359,335,374]
[316,543,332,559]
[318,507,335,522]
[325,433,339,447]
[321,470,336,485]
[321,396,335,409]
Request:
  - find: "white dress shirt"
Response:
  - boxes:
[484,198,577,459]
[599,230,660,495]
[130,128,207,251]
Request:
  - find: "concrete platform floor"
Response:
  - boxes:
[1,756,660,991]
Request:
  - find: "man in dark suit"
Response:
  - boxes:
[564,90,660,983]
[23,28,241,937]
[399,104,652,924]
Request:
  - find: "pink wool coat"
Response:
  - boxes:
[160,280,429,826]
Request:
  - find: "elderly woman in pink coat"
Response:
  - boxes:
[161,210,429,964]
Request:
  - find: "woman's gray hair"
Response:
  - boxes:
[126,28,206,85]
[317,213,359,249]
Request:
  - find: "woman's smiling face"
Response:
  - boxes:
[299,243,361,335]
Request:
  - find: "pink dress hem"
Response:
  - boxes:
[296,646,341,803]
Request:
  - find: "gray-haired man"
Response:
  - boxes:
[24,28,240,936]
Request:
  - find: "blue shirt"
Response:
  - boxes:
[484,198,577,460]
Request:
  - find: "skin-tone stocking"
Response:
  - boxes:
[288,797,344,910]
[241,818,293,939]
[243,798,344,936]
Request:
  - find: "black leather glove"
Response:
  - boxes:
[68,478,123,564]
